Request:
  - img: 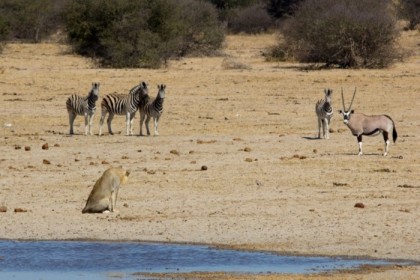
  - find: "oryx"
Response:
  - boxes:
[338,88,397,156]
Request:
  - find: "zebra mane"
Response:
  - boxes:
[129,81,148,95]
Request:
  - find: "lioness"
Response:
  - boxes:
[82,166,130,214]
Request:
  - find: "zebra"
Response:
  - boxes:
[315,89,333,139]
[66,82,100,135]
[98,81,148,136]
[140,84,166,136]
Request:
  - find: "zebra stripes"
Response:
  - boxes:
[140,84,166,136]
[315,89,333,139]
[99,81,148,136]
[66,82,100,135]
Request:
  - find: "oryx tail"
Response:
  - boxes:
[384,115,398,143]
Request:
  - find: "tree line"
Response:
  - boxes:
[0,0,417,68]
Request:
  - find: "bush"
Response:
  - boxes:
[264,0,303,19]
[228,3,274,33]
[279,0,400,68]
[0,0,67,42]
[64,0,224,68]
[398,0,420,30]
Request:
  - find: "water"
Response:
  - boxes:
[0,240,407,279]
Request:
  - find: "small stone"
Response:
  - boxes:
[14,145,21,150]
[102,160,109,164]
[25,146,31,151]
[170,150,180,156]
[0,206,7,212]
[201,165,208,171]
[354,202,365,208]
[43,159,51,165]
[244,147,251,152]
[14,208,28,213]
[245,158,253,162]
[42,143,49,150]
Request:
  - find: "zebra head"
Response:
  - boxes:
[90,82,100,102]
[139,81,149,96]
[338,87,356,124]
[324,88,332,103]
[157,84,166,99]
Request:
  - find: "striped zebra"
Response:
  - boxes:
[66,82,100,135]
[315,88,333,139]
[99,81,148,136]
[140,84,166,136]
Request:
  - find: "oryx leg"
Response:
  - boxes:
[383,131,390,156]
[357,135,363,156]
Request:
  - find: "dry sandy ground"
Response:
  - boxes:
[0,32,419,279]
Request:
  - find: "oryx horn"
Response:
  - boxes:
[348,87,357,111]
[341,87,346,111]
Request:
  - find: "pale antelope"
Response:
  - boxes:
[316,89,333,139]
[339,88,397,156]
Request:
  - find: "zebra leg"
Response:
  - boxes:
[357,135,363,156]
[107,113,115,135]
[129,112,135,136]
[145,115,151,136]
[139,111,145,136]
[84,112,89,136]
[88,113,94,135]
[99,111,107,136]
[68,111,76,135]
[125,112,131,136]
[383,131,389,156]
[317,118,321,139]
[324,119,329,139]
[154,115,160,136]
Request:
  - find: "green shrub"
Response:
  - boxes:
[279,0,400,68]
[64,0,224,68]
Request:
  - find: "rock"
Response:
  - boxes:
[354,202,365,208]
[14,208,28,213]
[42,143,49,150]
[25,146,31,151]
[0,206,7,212]
[201,165,208,171]
[43,159,51,164]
